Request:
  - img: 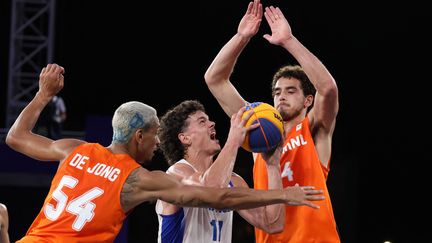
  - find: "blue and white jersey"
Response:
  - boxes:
[156,159,234,243]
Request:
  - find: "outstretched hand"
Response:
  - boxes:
[283,184,325,209]
[263,6,293,46]
[38,63,65,98]
[237,0,263,39]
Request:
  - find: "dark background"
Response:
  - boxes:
[1,0,429,242]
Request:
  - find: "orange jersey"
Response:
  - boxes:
[253,117,340,243]
[17,143,141,243]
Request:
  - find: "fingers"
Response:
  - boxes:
[300,185,313,190]
[251,0,261,17]
[57,65,65,74]
[39,67,46,78]
[275,7,284,18]
[246,2,253,15]
[239,106,261,132]
[306,190,324,195]
[264,6,283,23]
[45,63,53,73]
[247,123,260,131]
[251,0,257,16]
[257,2,263,18]
[264,7,276,23]
[240,107,253,125]
[58,73,65,88]
[304,202,320,209]
[42,63,64,75]
[268,6,278,18]
[246,0,263,19]
[301,186,324,196]
[306,195,325,201]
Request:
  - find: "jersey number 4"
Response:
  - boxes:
[44,175,104,231]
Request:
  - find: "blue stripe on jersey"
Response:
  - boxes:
[160,208,185,243]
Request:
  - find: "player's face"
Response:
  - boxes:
[182,111,220,155]
[273,77,307,121]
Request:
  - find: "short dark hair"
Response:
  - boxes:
[158,100,205,165]
[271,65,316,97]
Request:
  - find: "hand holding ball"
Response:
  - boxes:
[241,102,284,153]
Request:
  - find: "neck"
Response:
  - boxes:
[283,113,307,136]
[107,142,130,154]
[184,150,214,172]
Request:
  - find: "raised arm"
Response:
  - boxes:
[126,168,324,212]
[6,64,85,163]
[263,6,339,166]
[204,0,263,117]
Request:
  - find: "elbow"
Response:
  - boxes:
[204,67,224,87]
[321,79,338,98]
[5,128,28,151]
[204,71,215,86]
[5,129,19,149]
[325,84,339,111]
[258,221,284,234]
[267,223,284,234]
[257,206,285,234]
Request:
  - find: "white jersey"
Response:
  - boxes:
[156,159,233,243]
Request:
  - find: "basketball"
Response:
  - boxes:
[241,102,284,153]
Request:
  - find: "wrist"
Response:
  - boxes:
[234,33,252,43]
[35,91,53,104]
[281,35,297,50]
[224,139,240,150]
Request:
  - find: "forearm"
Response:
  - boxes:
[282,36,337,93]
[261,163,285,227]
[165,185,285,210]
[6,92,51,145]
[204,34,250,117]
[200,141,238,188]
[266,161,282,190]
[151,171,286,210]
[205,33,250,84]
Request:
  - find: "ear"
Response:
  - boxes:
[134,129,144,143]
[178,132,191,146]
[304,95,314,108]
